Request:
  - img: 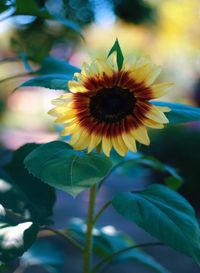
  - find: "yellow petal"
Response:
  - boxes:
[51,94,73,106]
[146,106,169,124]
[112,136,128,157]
[90,60,101,76]
[51,98,64,106]
[156,106,171,112]
[81,62,91,77]
[142,119,164,129]
[48,107,65,117]
[107,51,118,71]
[55,110,76,123]
[68,81,88,93]
[72,130,91,150]
[74,72,86,84]
[145,65,162,85]
[102,136,112,157]
[58,118,75,126]
[95,59,113,76]
[88,134,101,153]
[61,123,80,136]
[151,82,174,98]
[131,126,150,145]
[61,93,74,100]
[124,54,137,69]
[69,132,81,145]
[122,133,137,152]
[129,64,151,84]
[136,56,151,67]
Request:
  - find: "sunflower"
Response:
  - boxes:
[49,52,173,157]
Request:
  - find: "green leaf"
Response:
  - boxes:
[0,204,39,263]
[4,144,56,225]
[68,218,169,273]
[0,263,6,272]
[15,0,42,16]
[14,0,51,19]
[37,57,80,75]
[16,57,80,91]
[24,141,112,197]
[21,240,65,273]
[152,101,200,124]
[16,74,71,90]
[0,1,11,14]
[135,155,183,190]
[111,152,183,190]
[50,13,82,36]
[164,175,182,191]
[14,0,82,35]
[1,0,82,35]
[107,38,124,70]
[112,184,200,266]
[0,169,26,218]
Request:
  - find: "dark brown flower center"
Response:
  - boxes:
[89,87,135,123]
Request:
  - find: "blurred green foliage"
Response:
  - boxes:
[142,126,200,205]
[21,240,65,273]
[112,0,156,24]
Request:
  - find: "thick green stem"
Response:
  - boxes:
[83,184,97,273]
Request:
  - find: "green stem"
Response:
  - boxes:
[43,227,84,252]
[83,184,98,273]
[93,200,112,225]
[91,242,163,273]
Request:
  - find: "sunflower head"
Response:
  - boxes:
[49,43,173,157]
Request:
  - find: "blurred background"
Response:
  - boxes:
[0,0,200,272]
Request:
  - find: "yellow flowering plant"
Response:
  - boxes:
[2,39,200,273]
[49,40,172,157]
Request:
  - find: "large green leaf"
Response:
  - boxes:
[0,204,38,263]
[68,218,169,273]
[17,74,71,90]
[16,57,80,91]
[21,240,65,273]
[37,57,80,75]
[4,144,56,225]
[24,141,112,197]
[107,38,124,70]
[152,101,200,124]
[112,184,200,266]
